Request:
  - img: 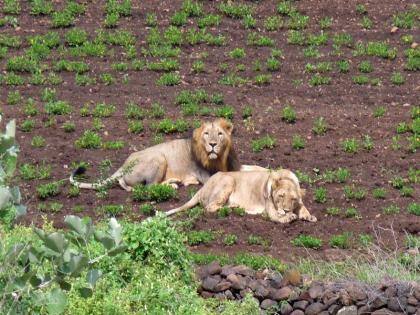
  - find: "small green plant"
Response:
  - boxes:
[360,16,372,29]
[192,60,205,73]
[287,30,305,45]
[383,204,400,215]
[242,14,256,29]
[132,183,177,202]
[217,206,232,218]
[254,74,272,86]
[291,234,322,249]
[252,135,276,152]
[75,130,102,149]
[319,17,333,29]
[145,13,157,27]
[44,100,73,115]
[152,119,188,134]
[407,202,420,216]
[362,135,374,151]
[187,230,215,246]
[100,204,124,217]
[157,73,180,86]
[345,207,359,218]
[309,74,331,86]
[282,105,297,123]
[400,34,414,45]
[31,135,46,147]
[65,27,88,46]
[100,72,115,85]
[391,72,405,85]
[373,188,386,199]
[399,185,413,197]
[264,16,282,31]
[326,207,341,216]
[63,121,75,133]
[140,203,155,216]
[341,138,359,153]
[358,61,373,73]
[128,120,144,134]
[292,134,305,150]
[36,180,64,199]
[224,234,238,246]
[312,117,327,135]
[373,106,386,118]
[68,185,80,197]
[314,187,327,203]
[359,234,373,247]
[247,235,271,247]
[330,232,352,249]
[20,119,35,132]
[229,47,246,58]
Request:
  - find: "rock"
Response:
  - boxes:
[415,288,420,300]
[305,302,325,315]
[205,261,222,275]
[384,286,397,298]
[227,274,246,290]
[202,276,220,292]
[239,288,252,298]
[221,265,235,277]
[406,305,416,314]
[260,299,277,310]
[319,312,329,315]
[214,280,231,292]
[255,285,270,299]
[233,265,255,277]
[371,308,397,315]
[280,302,293,315]
[214,292,225,300]
[268,271,283,289]
[328,304,340,315]
[416,308,420,315]
[336,306,357,315]
[291,310,305,315]
[294,300,309,310]
[248,279,259,291]
[309,283,324,299]
[325,296,340,307]
[224,290,234,300]
[200,291,214,299]
[339,289,352,306]
[407,296,418,305]
[270,286,293,301]
[371,295,388,309]
[387,296,406,312]
[345,284,367,301]
[357,305,371,315]
[281,269,302,286]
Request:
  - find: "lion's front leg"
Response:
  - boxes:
[273,212,297,224]
[182,176,200,187]
[297,204,317,222]
[162,178,182,189]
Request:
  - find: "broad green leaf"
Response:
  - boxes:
[64,215,86,236]
[5,152,17,176]
[44,232,67,254]
[68,254,88,276]
[94,231,115,250]
[15,204,27,218]
[58,279,72,291]
[86,269,102,287]
[46,288,67,315]
[5,119,16,138]
[107,244,128,256]
[30,275,43,288]
[9,186,21,204]
[79,287,93,298]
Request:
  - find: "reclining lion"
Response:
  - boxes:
[70,118,240,191]
[166,169,317,223]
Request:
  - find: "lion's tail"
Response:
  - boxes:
[165,191,201,216]
[69,166,122,190]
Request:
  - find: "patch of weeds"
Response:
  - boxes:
[170,11,187,26]
[314,187,327,203]
[128,121,144,134]
[264,16,282,31]
[152,118,188,134]
[312,117,327,135]
[31,135,46,147]
[333,32,353,48]
[254,74,272,86]
[102,140,125,150]
[145,13,157,27]
[140,203,155,216]
[330,232,352,249]
[359,234,373,247]
[219,2,253,19]
[191,60,205,73]
[277,1,296,16]
[93,102,116,118]
[344,185,367,200]
[307,31,328,46]
[252,135,276,153]
[242,106,252,119]
[399,185,413,197]
[362,135,374,151]
[287,30,305,45]
[44,100,72,115]
[326,207,341,216]
[187,230,215,246]
[242,14,256,29]
[341,138,360,153]
[149,103,165,118]
[393,8,418,29]
[407,202,420,216]
[38,202,63,213]
[224,234,238,246]
[100,72,115,85]
[20,120,35,132]
[360,16,372,29]
[132,183,177,202]
[217,206,232,218]
[309,74,332,86]
[400,34,414,45]
[198,14,221,28]
[383,204,400,215]
[396,122,410,134]
[305,62,332,73]
[157,73,180,86]
[36,180,64,199]
[68,185,80,197]
[288,12,309,30]
[373,106,386,118]
[266,57,281,71]
[303,46,321,58]
[291,234,322,249]
[373,188,386,199]
[65,27,88,46]
[247,32,274,47]
[391,72,405,85]
[100,204,124,217]
[282,105,297,123]
[358,61,373,73]
[292,134,305,150]
[229,47,246,58]
[7,90,21,105]
[390,176,405,189]
[319,17,333,29]
[75,130,102,149]
[247,235,271,247]
[345,207,359,218]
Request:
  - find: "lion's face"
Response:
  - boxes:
[200,121,231,160]
[270,178,302,215]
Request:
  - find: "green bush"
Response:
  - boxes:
[132,183,177,202]
[291,234,322,249]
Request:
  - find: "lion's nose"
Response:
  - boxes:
[209,142,217,148]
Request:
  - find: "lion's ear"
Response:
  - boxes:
[217,118,233,135]
[299,188,306,198]
[264,178,273,199]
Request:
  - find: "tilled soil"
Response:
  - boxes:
[0,0,419,262]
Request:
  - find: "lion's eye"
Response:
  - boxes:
[204,132,209,136]
[218,132,223,136]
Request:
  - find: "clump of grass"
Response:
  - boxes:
[75,130,102,149]
[407,202,420,216]
[215,105,235,119]
[373,188,386,199]
[31,135,46,147]
[373,106,386,118]
[314,187,327,203]
[383,204,400,215]
[187,230,215,246]
[292,134,305,150]
[152,118,188,134]
[252,135,276,152]
[37,180,64,199]
[330,232,352,249]
[217,206,232,218]
[224,234,238,246]
[132,183,177,202]
[282,105,297,123]
[291,234,322,249]
[312,117,327,135]
[341,138,359,153]
[390,72,405,85]
[345,207,359,218]
[247,235,271,247]
[326,207,341,216]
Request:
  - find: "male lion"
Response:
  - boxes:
[70,118,240,191]
[166,169,317,223]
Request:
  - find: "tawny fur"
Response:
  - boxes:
[166,170,317,224]
[69,118,240,191]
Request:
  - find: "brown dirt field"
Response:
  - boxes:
[0,0,419,263]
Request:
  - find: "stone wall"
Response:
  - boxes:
[197,262,420,314]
